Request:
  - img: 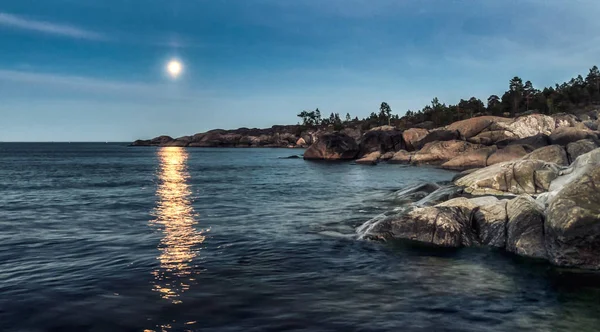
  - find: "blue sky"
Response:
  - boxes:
[0,0,598,141]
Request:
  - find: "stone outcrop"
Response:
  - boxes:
[389,150,413,164]
[506,195,547,259]
[355,151,381,165]
[566,139,599,163]
[414,129,460,150]
[411,140,484,165]
[522,145,569,166]
[402,128,429,151]
[487,144,533,165]
[358,129,405,157]
[441,146,497,170]
[549,127,598,146]
[454,159,562,195]
[303,133,359,160]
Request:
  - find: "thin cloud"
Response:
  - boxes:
[0,12,106,40]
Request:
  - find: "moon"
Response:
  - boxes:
[166,60,183,79]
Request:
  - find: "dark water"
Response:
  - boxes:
[1,143,600,332]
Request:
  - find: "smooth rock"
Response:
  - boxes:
[522,145,569,166]
[455,160,562,195]
[366,206,475,247]
[506,195,547,259]
[358,130,405,157]
[414,129,460,150]
[389,150,413,164]
[473,199,509,248]
[402,128,429,151]
[441,146,497,170]
[544,148,600,269]
[549,127,598,146]
[446,116,511,140]
[566,139,599,163]
[411,140,485,165]
[487,144,533,166]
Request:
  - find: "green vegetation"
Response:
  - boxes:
[298,65,600,131]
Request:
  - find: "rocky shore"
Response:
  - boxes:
[133,110,600,270]
[300,111,600,270]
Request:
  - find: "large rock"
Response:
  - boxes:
[468,130,514,145]
[497,134,551,149]
[522,145,569,166]
[414,129,460,150]
[365,206,475,247]
[506,195,547,259]
[358,129,405,157]
[473,199,509,248]
[549,127,598,146]
[566,139,599,163]
[455,159,562,195]
[303,133,359,160]
[487,144,533,166]
[553,113,581,128]
[446,116,511,140]
[544,148,600,269]
[411,140,485,165]
[441,146,497,170]
[496,114,556,139]
[402,128,429,151]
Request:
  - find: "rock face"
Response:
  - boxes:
[506,195,547,259]
[549,127,598,146]
[455,159,562,195]
[522,145,569,166]
[402,128,429,151]
[367,206,475,247]
[358,129,405,157]
[544,149,600,269]
[414,129,460,150]
[473,199,509,247]
[411,140,484,165]
[566,139,599,163]
[487,145,533,165]
[441,146,497,170]
[303,133,359,160]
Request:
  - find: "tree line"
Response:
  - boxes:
[298,65,600,130]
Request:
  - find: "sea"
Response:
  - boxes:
[1,143,600,331]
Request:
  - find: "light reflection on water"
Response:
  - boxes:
[151,147,205,305]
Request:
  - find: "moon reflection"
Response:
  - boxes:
[151,147,204,304]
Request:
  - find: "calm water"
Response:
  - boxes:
[1,143,600,332]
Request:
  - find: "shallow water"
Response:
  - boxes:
[1,143,599,331]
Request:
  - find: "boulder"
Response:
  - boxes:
[446,116,511,140]
[455,159,562,195]
[389,150,413,164]
[549,127,598,146]
[341,127,362,141]
[358,130,405,157]
[414,129,460,150]
[356,151,381,165]
[497,134,551,149]
[441,146,497,170]
[583,120,599,131]
[487,144,533,166]
[414,121,436,130]
[402,128,429,151]
[411,140,485,165]
[522,145,569,166]
[303,133,359,160]
[566,139,599,163]
[473,199,509,248]
[496,114,555,138]
[468,130,514,145]
[544,148,600,269]
[506,195,547,259]
[365,206,476,247]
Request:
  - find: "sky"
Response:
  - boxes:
[0,0,599,141]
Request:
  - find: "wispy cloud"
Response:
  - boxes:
[0,69,213,102]
[0,12,106,40]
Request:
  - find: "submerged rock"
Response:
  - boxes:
[303,133,359,160]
